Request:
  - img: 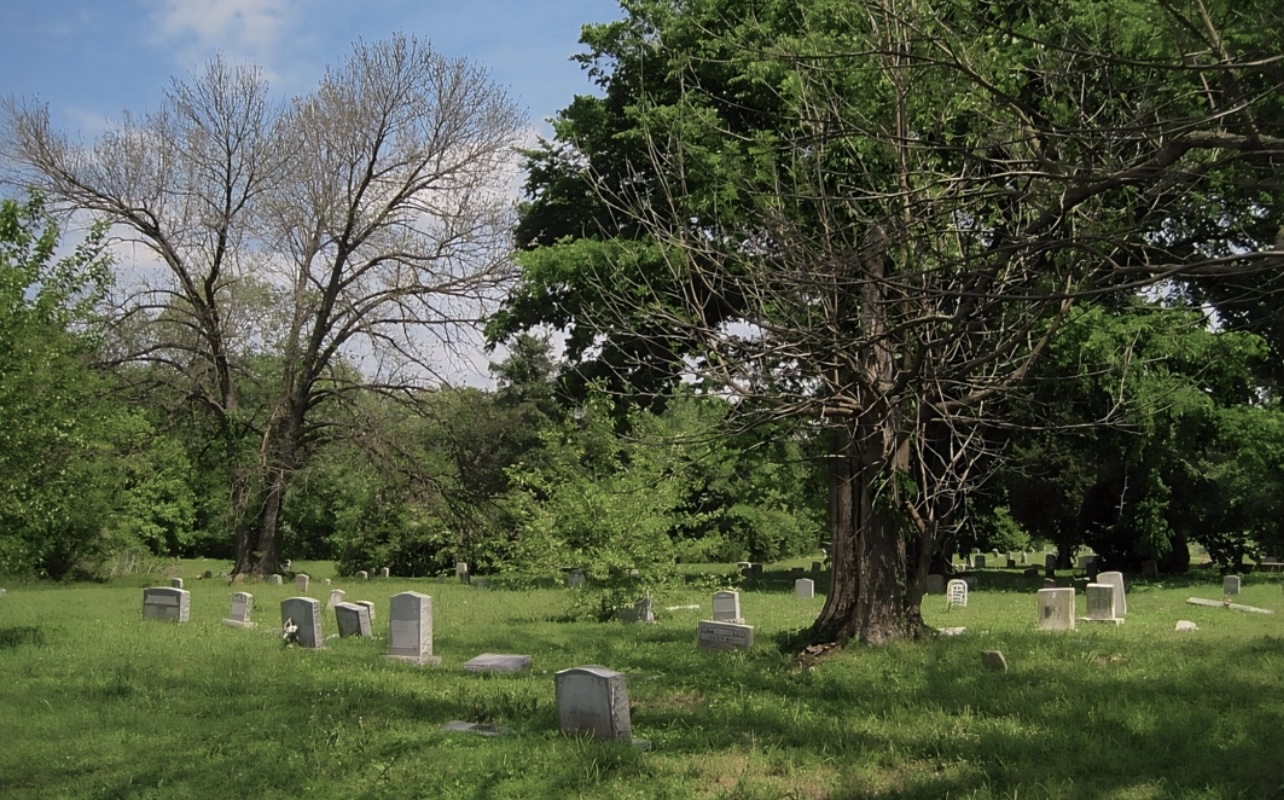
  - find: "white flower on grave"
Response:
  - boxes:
[282,618,299,646]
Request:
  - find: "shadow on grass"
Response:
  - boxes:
[0,625,46,650]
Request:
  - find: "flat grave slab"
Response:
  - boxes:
[462,653,533,673]
[1186,597,1275,614]
[441,720,511,736]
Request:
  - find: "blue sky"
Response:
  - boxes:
[0,0,622,140]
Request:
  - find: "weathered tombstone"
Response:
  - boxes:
[811,561,822,573]
[711,590,743,623]
[385,591,439,665]
[980,650,1008,672]
[946,579,968,608]
[555,666,632,741]
[1019,552,1028,565]
[1006,558,1017,569]
[566,569,586,588]
[294,573,310,592]
[1082,583,1123,624]
[379,567,390,579]
[462,653,533,673]
[973,555,987,569]
[169,577,184,589]
[620,595,655,624]
[334,602,373,638]
[280,597,324,648]
[222,591,254,628]
[1097,571,1128,616]
[795,578,815,599]
[971,548,981,556]
[1142,560,1160,580]
[143,587,191,623]
[790,566,805,578]
[356,570,369,580]
[355,600,375,621]
[1043,578,1057,589]
[456,562,470,584]
[925,574,946,595]
[1045,553,1057,571]
[327,589,346,609]
[750,563,763,578]
[697,620,754,651]
[1223,575,1241,595]
[1077,555,1096,570]
[1037,588,1076,631]
[735,561,751,570]
[268,574,283,585]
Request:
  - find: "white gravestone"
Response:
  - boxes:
[1082,583,1123,624]
[555,666,632,741]
[356,570,369,580]
[294,574,310,592]
[327,589,346,609]
[379,567,390,578]
[355,600,375,621]
[463,653,533,673]
[1096,571,1128,616]
[170,578,184,589]
[1223,575,1241,595]
[946,579,968,609]
[222,591,254,628]
[334,602,373,638]
[268,574,283,585]
[456,562,470,584]
[385,591,439,665]
[1037,588,1076,631]
[697,620,754,651]
[711,590,743,623]
[795,578,815,599]
[143,587,190,623]
[280,597,324,648]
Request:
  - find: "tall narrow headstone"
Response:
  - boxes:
[222,591,254,628]
[334,602,373,638]
[456,562,470,584]
[379,567,390,579]
[1223,575,1241,595]
[280,597,324,648]
[143,587,190,623]
[711,590,743,623]
[1096,571,1128,616]
[697,620,754,651]
[555,666,632,741]
[750,563,763,578]
[294,573,310,593]
[1019,552,1028,565]
[795,578,815,599]
[327,589,346,609]
[811,561,822,573]
[946,579,968,608]
[1037,588,1076,631]
[1082,583,1123,624]
[1045,553,1057,571]
[925,574,946,595]
[385,591,439,665]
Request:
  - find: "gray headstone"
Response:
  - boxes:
[169,577,184,589]
[1037,588,1076,631]
[222,591,254,628]
[143,587,190,623]
[441,720,511,737]
[1043,578,1057,589]
[711,590,742,623]
[1097,571,1128,616]
[1019,552,1027,565]
[327,589,346,609]
[794,578,815,599]
[1082,583,1122,624]
[1006,558,1017,569]
[566,569,586,588]
[620,595,654,624]
[268,574,283,585]
[735,561,751,569]
[555,665,632,741]
[1223,575,1241,595]
[811,561,822,573]
[1045,553,1057,571]
[925,574,946,595]
[355,600,375,621]
[456,562,470,584]
[697,620,754,651]
[280,597,324,648]
[356,570,369,580]
[294,573,310,592]
[1142,560,1160,580]
[980,650,1008,672]
[750,563,763,578]
[462,653,532,673]
[946,579,968,608]
[385,591,439,665]
[282,559,292,570]
[973,555,987,569]
[334,602,373,638]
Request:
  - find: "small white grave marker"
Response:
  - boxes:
[294,574,310,592]
[1081,583,1123,625]
[462,653,532,672]
[356,570,369,580]
[327,589,346,609]
[222,591,254,628]
[170,578,184,589]
[456,562,470,584]
[795,578,815,599]
[1037,587,1076,631]
[946,579,968,609]
[268,574,283,585]
[555,666,632,741]
[711,590,742,623]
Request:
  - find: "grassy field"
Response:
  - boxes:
[1,559,1281,799]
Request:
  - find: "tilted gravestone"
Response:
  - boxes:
[355,600,375,621]
[555,666,632,741]
[1223,575,1241,595]
[1082,583,1123,625]
[925,574,946,595]
[222,591,254,628]
[697,620,754,651]
[1037,588,1076,631]
[1096,571,1128,616]
[143,587,190,623]
[384,591,439,665]
[280,597,324,648]
[946,579,968,609]
[294,574,310,593]
[795,578,815,599]
[980,650,1008,672]
[334,602,373,638]
[327,589,346,609]
[711,590,743,623]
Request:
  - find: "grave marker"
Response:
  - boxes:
[356,570,369,580]
[1082,583,1123,625]
[1096,571,1128,616]
[385,591,439,665]
[697,620,754,651]
[925,574,946,595]
[1223,575,1241,595]
[456,562,470,584]
[462,653,533,673]
[355,600,375,621]
[294,574,310,592]
[555,666,632,741]
[1045,553,1057,571]
[334,602,373,638]
[946,579,968,608]
[795,578,815,599]
[980,650,1008,672]
[1142,560,1160,580]
[280,597,324,648]
[566,569,586,588]
[268,574,283,585]
[1037,588,1075,631]
[170,578,184,589]
[327,589,346,609]
[143,587,190,623]
[222,591,254,628]
[711,591,743,623]
[620,595,654,624]
[973,555,987,569]
[379,567,390,579]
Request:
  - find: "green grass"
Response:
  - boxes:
[1,563,1281,799]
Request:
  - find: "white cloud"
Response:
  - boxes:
[144,0,298,78]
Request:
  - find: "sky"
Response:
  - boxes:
[0,0,625,384]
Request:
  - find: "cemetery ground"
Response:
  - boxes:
[1,560,1281,800]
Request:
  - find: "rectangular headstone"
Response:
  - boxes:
[1096,571,1128,616]
[327,589,346,609]
[169,578,184,589]
[294,574,310,592]
[973,555,987,569]
[697,620,754,651]
[385,591,439,665]
[794,578,815,599]
[269,574,283,585]
[1037,588,1076,631]
[355,599,375,621]
[620,595,654,624]
[925,574,946,595]
[1045,553,1057,571]
[462,653,533,673]
[456,562,470,584]
[1082,583,1122,624]
[555,666,632,740]
[1077,555,1095,569]
[1223,575,1241,595]
[750,563,763,578]
[1142,560,1160,580]
[1019,552,1027,565]
[222,591,254,628]
[566,569,586,588]
[281,597,324,648]
[711,590,742,623]
[946,579,968,608]
[811,561,822,573]
[379,567,390,579]
[356,570,369,580]
[143,587,190,623]
[334,602,373,638]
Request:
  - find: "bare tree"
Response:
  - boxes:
[4,35,524,576]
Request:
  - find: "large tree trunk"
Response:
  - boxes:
[231,400,305,578]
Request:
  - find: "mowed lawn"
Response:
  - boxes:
[1,560,1281,800]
